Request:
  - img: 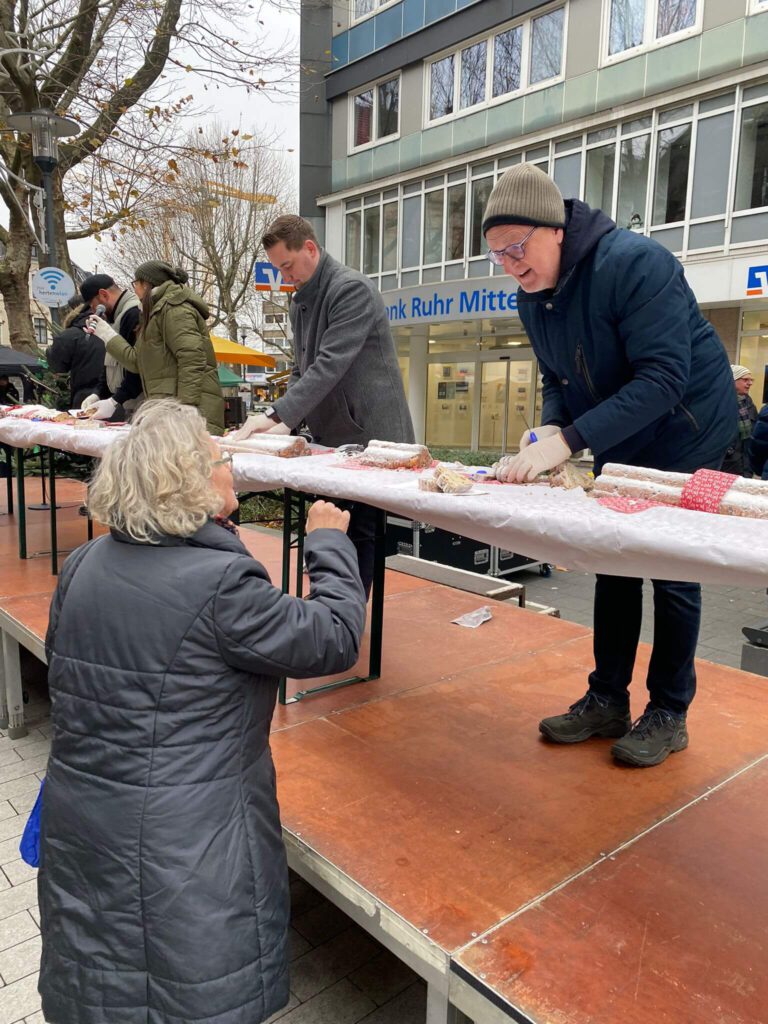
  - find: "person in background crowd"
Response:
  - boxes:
[748,399,768,480]
[228,215,414,595]
[46,298,104,410]
[39,399,366,1024]
[721,365,758,476]
[78,273,143,421]
[0,375,19,404]
[483,163,734,768]
[85,262,225,434]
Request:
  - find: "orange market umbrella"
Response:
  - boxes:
[210,335,277,368]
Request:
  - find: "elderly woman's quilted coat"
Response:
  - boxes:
[38,522,366,1024]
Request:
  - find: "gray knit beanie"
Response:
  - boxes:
[482,163,566,234]
[134,261,189,288]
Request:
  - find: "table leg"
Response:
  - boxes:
[49,449,58,575]
[2,445,12,516]
[367,508,386,679]
[16,448,26,560]
[295,492,306,599]
[1,633,28,739]
[278,489,293,705]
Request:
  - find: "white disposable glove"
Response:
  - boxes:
[266,421,292,435]
[90,397,118,420]
[227,412,275,441]
[495,432,571,483]
[85,315,117,344]
[81,393,100,411]
[519,424,562,450]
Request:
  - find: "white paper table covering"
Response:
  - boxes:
[2,418,767,588]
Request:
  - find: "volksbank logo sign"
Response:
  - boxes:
[385,281,518,324]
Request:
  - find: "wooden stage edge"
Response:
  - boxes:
[3,484,768,1023]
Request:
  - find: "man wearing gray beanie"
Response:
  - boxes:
[483,162,735,767]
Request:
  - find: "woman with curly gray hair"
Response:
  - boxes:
[38,399,366,1024]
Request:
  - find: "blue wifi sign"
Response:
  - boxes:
[32,266,76,307]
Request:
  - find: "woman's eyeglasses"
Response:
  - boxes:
[212,452,234,468]
[486,226,537,266]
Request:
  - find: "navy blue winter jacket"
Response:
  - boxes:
[748,404,768,480]
[517,200,735,474]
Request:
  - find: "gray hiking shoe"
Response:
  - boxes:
[611,708,688,767]
[539,691,631,744]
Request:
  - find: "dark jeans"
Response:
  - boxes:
[337,500,378,599]
[588,575,701,717]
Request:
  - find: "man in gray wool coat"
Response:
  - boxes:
[231,214,415,595]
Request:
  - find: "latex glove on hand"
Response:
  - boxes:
[89,397,118,420]
[265,421,292,435]
[496,432,572,483]
[519,424,562,450]
[80,393,100,411]
[85,316,116,344]
[227,413,276,442]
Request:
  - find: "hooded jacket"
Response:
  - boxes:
[46,306,105,408]
[39,521,366,1024]
[105,282,225,434]
[517,200,735,473]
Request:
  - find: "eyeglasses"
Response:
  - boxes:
[212,452,233,468]
[486,226,537,266]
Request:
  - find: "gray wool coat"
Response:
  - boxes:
[39,521,366,1024]
[273,251,415,447]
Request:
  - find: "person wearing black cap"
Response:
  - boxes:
[482,163,734,767]
[86,261,224,434]
[46,297,105,409]
[78,274,143,420]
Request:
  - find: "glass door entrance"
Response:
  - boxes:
[479,358,535,452]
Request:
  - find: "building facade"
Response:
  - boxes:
[300,0,768,450]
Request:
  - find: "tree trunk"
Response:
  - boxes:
[0,201,37,357]
[227,310,239,342]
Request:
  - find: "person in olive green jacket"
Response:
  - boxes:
[86,261,225,435]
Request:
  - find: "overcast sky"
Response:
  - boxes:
[69,4,301,274]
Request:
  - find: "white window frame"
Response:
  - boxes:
[348,72,401,154]
[349,0,399,27]
[749,0,768,14]
[600,0,703,67]
[423,2,568,128]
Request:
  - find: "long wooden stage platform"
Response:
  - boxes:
[2,482,767,1023]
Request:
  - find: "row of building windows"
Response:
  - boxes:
[348,1,768,152]
[428,6,566,123]
[342,82,768,285]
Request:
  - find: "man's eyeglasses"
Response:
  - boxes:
[212,452,234,468]
[486,226,537,266]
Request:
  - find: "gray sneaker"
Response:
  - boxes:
[611,708,688,767]
[539,691,631,744]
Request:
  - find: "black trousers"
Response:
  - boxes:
[587,452,724,718]
[336,500,378,599]
[588,575,701,717]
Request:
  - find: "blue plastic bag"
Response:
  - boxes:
[19,779,44,868]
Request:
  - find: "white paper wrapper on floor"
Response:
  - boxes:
[452,606,492,628]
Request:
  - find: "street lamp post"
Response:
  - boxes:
[6,109,79,325]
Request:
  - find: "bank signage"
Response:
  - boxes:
[746,265,768,297]
[253,261,294,292]
[384,279,518,325]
